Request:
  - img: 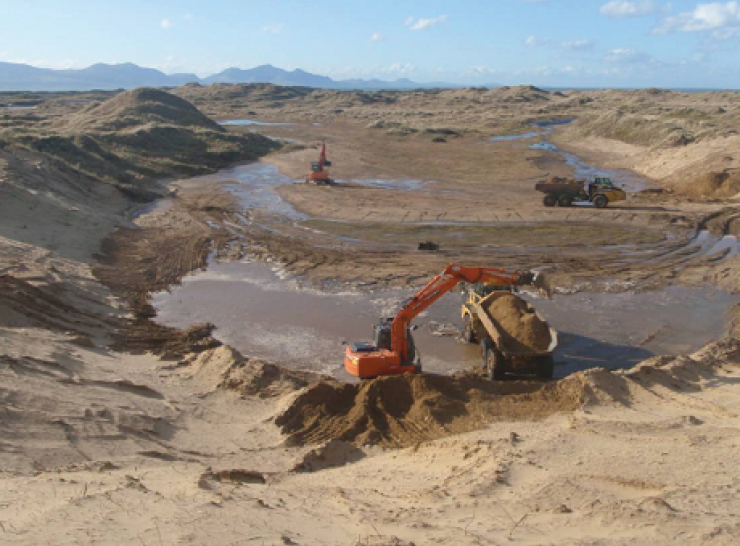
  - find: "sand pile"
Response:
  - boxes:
[182,345,319,397]
[484,294,551,352]
[545,175,578,184]
[275,339,740,449]
[687,171,740,199]
[276,373,583,448]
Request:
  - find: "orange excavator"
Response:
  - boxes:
[306,141,333,185]
[345,264,541,378]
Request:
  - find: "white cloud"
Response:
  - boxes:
[371,32,384,41]
[524,35,549,47]
[467,65,499,75]
[562,39,596,51]
[388,62,416,74]
[261,23,284,34]
[604,48,651,63]
[160,18,172,29]
[405,16,415,26]
[654,1,740,36]
[600,1,658,18]
[406,15,447,30]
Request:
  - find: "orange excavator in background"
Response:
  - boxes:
[306,141,333,185]
[345,264,542,379]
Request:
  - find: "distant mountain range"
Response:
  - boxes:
[0,62,471,92]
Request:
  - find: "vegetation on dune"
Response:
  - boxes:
[63,87,223,132]
[1,87,280,198]
[561,93,740,149]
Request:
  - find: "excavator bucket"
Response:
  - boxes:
[531,271,552,298]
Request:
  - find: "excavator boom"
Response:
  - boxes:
[345,264,539,378]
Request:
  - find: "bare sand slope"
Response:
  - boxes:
[2,338,739,545]
[2,87,740,545]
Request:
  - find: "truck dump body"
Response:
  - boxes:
[535,179,587,199]
[471,292,557,357]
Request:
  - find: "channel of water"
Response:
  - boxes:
[492,119,651,192]
[150,127,737,381]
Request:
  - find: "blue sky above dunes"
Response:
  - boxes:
[1,0,740,88]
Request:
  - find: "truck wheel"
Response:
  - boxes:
[481,340,506,380]
[558,194,573,207]
[543,193,557,207]
[480,339,491,369]
[593,194,608,209]
[462,315,476,343]
[537,356,554,380]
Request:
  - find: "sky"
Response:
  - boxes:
[1,0,740,88]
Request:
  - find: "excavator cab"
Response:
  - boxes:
[307,143,333,185]
[346,318,419,379]
[373,318,393,350]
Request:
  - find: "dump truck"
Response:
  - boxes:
[535,176,626,208]
[462,284,557,380]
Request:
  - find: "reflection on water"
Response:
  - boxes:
[219,119,296,126]
[153,260,736,381]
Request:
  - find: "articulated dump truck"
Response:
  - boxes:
[536,176,626,209]
[462,284,558,380]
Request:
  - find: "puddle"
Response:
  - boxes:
[152,260,481,380]
[531,119,574,128]
[174,163,445,221]
[706,234,740,258]
[341,178,430,191]
[266,135,300,144]
[639,229,740,264]
[153,260,736,381]
[0,105,37,110]
[176,163,306,220]
[219,119,296,126]
[490,132,539,143]
[525,287,736,375]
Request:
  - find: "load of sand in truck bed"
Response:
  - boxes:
[484,293,552,353]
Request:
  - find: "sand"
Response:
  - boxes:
[484,293,552,352]
[2,85,740,545]
[275,373,582,448]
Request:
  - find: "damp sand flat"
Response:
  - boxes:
[302,219,666,247]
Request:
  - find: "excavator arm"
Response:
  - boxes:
[391,265,535,362]
[345,264,540,378]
